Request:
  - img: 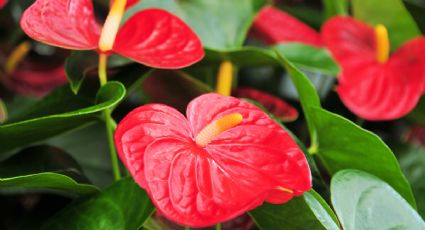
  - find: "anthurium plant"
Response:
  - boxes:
[0,0,425,229]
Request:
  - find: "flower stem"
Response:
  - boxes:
[98,54,108,86]
[215,223,222,230]
[98,53,121,181]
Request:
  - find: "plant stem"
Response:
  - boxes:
[98,53,121,181]
[215,223,222,230]
[98,54,108,86]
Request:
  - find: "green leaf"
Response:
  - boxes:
[65,51,99,94]
[0,98,7,124]
[201,47,279,67]
[0,145,99,195]
[250,190,340,230]
[352,0,421,49]
[274,43,340,76]
[273,48,416,207]
[125,0,267,50]
[273,48,321,140]
[0,82,125,154]
[42,177,155,230]
[323,0,349,18]
[142,70,212,113]
[395,143,425,218]
[331,169,425,230]
[405,0,425,33]
[310,107,417,208]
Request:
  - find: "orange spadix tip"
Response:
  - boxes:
[98,0,127,52]
[5,42,31,74]
[277,186,294,194]
[195,113,243,147]
[216,61,234,96]
[374,24,390,63]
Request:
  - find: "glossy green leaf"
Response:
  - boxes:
[395,143,425,218]
[250,190,340,230]
[275,44,340,76]
[201,47,279,67]
[273,48,321,140]
[279,5,323,29]
[0,82,125,154]
[310,107,416,207]
[274,48,416,207]
[142,70,212,113]
[405,0,425,33]
[42,177,155,230]
[125,0,267,50]
[65,51,98,94]
[0,145,99,195]
[352,0,421,49]
[331,169,425,230]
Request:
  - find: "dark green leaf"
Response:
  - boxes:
[279,5,323,29]
[275,44,340,76]
[0,145,99,195]
[331,169,425,230]
[125,0,267,50]
[142,70,212,113]
[405,0,425,33]
[65,51,99,94]
[352,0,421,49]
[408,96,425,125]
[201,47,279,67]
[0,82,125,154]
[250,190,340,230]
[395,143,425,218]
[310,107,417,208]
[42,177,155,230]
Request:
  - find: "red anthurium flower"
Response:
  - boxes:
[114,93,311,227]
[322,16,425,120]
[251,6,322,47]
[20,0,204,69]
[1,42,68,97]
[233,87,299,122]
[0,0,7,9]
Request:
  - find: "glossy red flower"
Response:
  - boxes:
[251,6,322,47]
[233,87,299,122]
[0,0,7,9]
[20,0,204,69]
[114,93,311,227]
[322,16,425,120]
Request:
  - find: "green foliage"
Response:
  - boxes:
[0,145,99,195]
[0,82,125,154]
[250,190,340,230]
[331,170,425,230]
[42,177,154,230]
[65,51,98,94]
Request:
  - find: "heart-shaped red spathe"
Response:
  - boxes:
[322,16,425,120]
[20,0,101,50]
[20,0,204,69]
[251,6,322,47]
[113,9,205,68]
[114,93,312,227]
[0,0,7,8]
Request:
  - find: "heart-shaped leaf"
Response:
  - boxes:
[331,169,425,230]
[42,177,155,230]
[0,81,125,154]
[65,51,98,94]
[352,0,421,49]
[0,145,99,195]
[250,190,340,230]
